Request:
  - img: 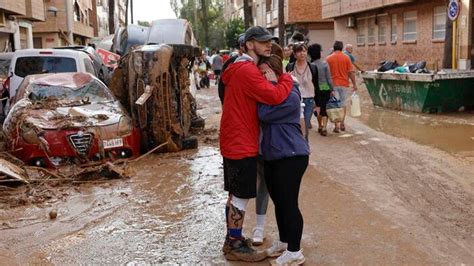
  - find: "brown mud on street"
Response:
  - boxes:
[0,85,473,264]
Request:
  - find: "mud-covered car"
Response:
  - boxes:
[3,72,140,168]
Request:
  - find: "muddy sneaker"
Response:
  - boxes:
[266,240,288,257]
[224,237,267,262]
[251,227,264,246]
[270,250,305,266]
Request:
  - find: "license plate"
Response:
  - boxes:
[103,138,123,149]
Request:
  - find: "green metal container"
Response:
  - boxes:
[362,71,474,113]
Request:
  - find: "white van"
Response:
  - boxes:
[5,49,96,112]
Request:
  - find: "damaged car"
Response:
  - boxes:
[3,72,141,168]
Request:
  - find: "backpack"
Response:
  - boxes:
[286,61,320,97]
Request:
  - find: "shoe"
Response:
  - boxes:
[222,235,252,253]
[308,123,312,129]
[270,250,305,266]
[318,127,323,133]
[223,237,267,262]
[266,240,288,257]
[251,227,264,246]
[321,129,327,136]
[340,123,346,131]
[333,127,340,133]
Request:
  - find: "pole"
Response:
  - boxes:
[452,19,457,69]
[130,0,134,24]
[65,0,74,45]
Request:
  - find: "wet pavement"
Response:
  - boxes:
[0,83,473,264]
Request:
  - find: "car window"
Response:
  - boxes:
[0,59,10,78]
[84,58,96,75]
[14,56,77,78]
[28,79,114,104]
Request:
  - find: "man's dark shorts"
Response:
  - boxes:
[223,156,257,199]
[214,69,222,76]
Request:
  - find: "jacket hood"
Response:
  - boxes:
[222,54,255,85]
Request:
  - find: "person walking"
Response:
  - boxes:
[220,26,293,262]
[326,41,358,132]
[308,43,333,136]
[212,52,223,85]
[286,43,319,140]
[344,43,364,72]
[257,54,310,265]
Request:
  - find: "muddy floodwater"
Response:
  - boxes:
[0,84,473,264]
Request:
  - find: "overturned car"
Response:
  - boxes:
[3,72,140,168]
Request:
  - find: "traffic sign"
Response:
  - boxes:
[448,0,460,21]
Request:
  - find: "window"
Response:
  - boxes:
[84,59,96,76]
[74,2,81,22]
[378,16,388,43]
[391,14,397,43]
[433,6,446,40]
[14,57,77,78]
[357,19,366,45]
[403,11,417,41]
[367,18,376,44]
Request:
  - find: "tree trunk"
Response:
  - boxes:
[200,0,209,47]
[109,0,116,34]
[243,0,252,29]
[278,0,285,46]
[442,1,453,69]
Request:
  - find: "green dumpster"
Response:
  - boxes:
[362,71,474,113]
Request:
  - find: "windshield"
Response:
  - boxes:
[28,79,114,104]
[15,56,77,78]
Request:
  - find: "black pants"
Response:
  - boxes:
[264,155,308,251]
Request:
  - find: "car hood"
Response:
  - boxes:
[24,102,124,130]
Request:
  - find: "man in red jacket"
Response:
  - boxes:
[220,26,293,262]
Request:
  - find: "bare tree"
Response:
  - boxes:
[243,0,252,29]
[200,0,210,46]
[278,0,284,46]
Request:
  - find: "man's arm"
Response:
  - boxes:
[242,64,293,105]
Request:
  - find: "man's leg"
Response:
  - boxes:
[253,157,269,245]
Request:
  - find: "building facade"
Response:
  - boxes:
[92,0,126,39]
[322,0,473,70]
[0,0,45,51]
[287,0,334,54]
[33,0,96,48]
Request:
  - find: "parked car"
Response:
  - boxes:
[3,72,141,168]
[5,49,97,113]
[54,45,112,84]
[112,25,150,56]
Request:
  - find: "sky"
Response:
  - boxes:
[131,0,177,23]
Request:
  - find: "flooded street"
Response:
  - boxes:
[0,84,473,264]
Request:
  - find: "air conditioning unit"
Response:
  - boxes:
[347,16,356,28]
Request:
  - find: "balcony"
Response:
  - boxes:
[322,0,414,19]
[25,0,45,21]
[0,0,26,15]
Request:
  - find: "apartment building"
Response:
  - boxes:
[96,0,127,38]
[33,0,97,48]
[224,0,333,47]
[322,0,473,70]
[0,0,45,51]
[287,0,334,54]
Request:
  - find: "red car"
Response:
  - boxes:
[3,72,140,168]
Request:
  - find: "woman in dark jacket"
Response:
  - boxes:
[257,54,310,265]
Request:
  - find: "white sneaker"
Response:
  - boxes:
[251,227,264,246]
[271,250,305,266]
[266,240,288,257]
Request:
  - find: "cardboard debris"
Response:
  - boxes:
[0,158,29,184]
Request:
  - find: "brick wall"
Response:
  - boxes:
[0,0,26,15]
[322,0,414,19]
[288,0,326,23]
[333,0,445,71]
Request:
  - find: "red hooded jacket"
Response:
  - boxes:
[220,55,293,159]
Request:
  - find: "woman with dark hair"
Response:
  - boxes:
[307,43,333,136]
[286,43,319,140]
[257,54,310,265]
